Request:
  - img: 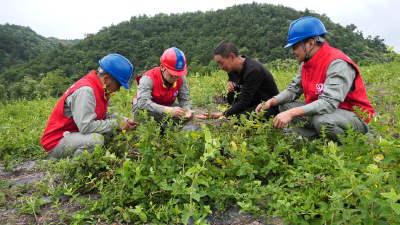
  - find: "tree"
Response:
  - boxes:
[41,69,71,97]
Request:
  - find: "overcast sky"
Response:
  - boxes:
[1,0,399,52]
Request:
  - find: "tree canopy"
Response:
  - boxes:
[0,23,80,74]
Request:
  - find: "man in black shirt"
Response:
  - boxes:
[196,41,279,120]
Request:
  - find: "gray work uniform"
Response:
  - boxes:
[274,59,369,142]
[48,86,129,159]
[132,75,194,132]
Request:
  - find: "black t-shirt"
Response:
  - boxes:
[226,56,279,117]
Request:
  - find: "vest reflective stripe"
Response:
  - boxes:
[41,71,109,152]
[302,42,374,123]
[135,67,182,107]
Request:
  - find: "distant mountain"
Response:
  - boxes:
[0,23,81,73]
[0,3,390,101]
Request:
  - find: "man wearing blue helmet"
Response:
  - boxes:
[256,17,374,143]
[41,54,138,159]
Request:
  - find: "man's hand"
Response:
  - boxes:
[272,107,304,130]
[272,111,294,130]
[182,110,195,119]
[119,119,139,131]
[195,112,223,120]
[164,107,187,117]
[255,103,270,116]
[227,81,237,92]
[256,98,278,116]
[126,119,139,130]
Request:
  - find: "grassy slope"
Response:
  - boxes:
[1,63,400,224]
[1,63,400,165]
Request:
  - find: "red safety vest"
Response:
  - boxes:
[302,42,374,123]
[135,67,182,106]
[41,71,109,152]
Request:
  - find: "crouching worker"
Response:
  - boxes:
[41,54,138,159]
[256,17,374,143]
[132,47,195,133]
[196,41,280,121]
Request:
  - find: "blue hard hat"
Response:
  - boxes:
[99,54,134,89]
[284,17,327,49]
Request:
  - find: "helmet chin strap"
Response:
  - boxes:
[98,67,117,88]
[300,36,325,62]
[161,67,166,79]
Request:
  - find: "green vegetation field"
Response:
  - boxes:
[1,62,400,224]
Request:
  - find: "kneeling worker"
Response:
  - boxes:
[256,17,374,143]
[196,41,280,120]
[132,47,195,132]
[41,54,138,159]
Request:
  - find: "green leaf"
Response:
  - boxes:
[123,160,131,169]
[323,210,334,220]
[373,220,389,225]
[380,192,392,199]
[129,205,142,214]
[87,159,93,167]
[205,143,213,154]
[233,158,242,165]
[393,203,400,215]
[236,169,246,176]
[115,168,123,174]
[139,212,147,222]
[205,131,211,143]
[364,216,373,225]
[196,179,209,187]
[192,193,200,202]
[367,164,379,174]
[199,191,207,197]
[185,167,198,176]
[190,133,199,139]
[338,160,344,168]
[388,171,397,186]
[356,185,368,190]
[182,209,192,225]
[376,199,391,207]
[379,206,392,218]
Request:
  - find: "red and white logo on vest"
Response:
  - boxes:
[172,91,178,100]
[315,83,324,96]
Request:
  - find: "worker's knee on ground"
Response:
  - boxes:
[311,115,332,132]
[311,115,343,141]
[81,133,105,153]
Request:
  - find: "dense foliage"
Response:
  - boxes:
[2,61,400,224]
[0,23,80,74]
[0,3,391,102]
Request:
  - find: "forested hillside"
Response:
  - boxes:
[0,3,390,102]
[0,24,80,74]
